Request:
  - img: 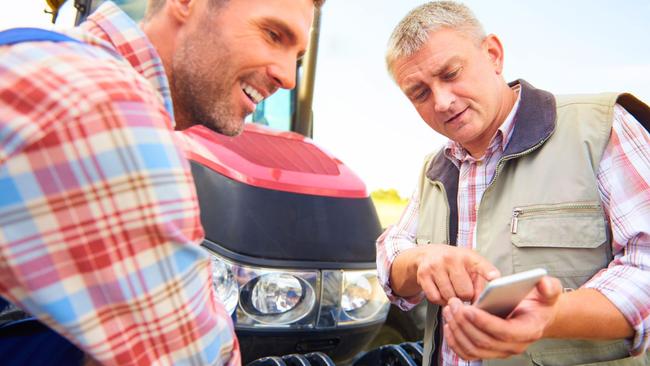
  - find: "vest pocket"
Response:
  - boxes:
[509,202,609,289]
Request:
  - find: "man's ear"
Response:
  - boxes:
[482,34,505,75]
[167,0,196,24]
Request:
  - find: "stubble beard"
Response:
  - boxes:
[171,29,245,136]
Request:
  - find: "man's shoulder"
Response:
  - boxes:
[1,35,157,108]
[552,92,650,134]
[0,38,166,163]
[554,92,620,110]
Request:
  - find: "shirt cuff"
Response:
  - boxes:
[381,281,425,311]
[584,265,650,355]
[376,244,424,311]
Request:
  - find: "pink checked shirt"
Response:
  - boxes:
[0,2,239,365]
[376,91,650,365]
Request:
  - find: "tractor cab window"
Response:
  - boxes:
[248,88,293,132]
[112,0,146,20]
[95,0,146,21]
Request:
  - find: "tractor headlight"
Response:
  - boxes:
[206,249,388,329]
[251,273,303,314]
[240,272,316,325]
[339,270,389,324]
[211,256,239,315]
[208,252,318,328]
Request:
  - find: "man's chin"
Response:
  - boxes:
[221,125,245,137]
[202,119,245,137]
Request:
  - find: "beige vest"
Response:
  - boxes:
[417,80,650,365]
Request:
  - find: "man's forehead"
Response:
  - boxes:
[394,31,472,82]
[252,1,314,43]
[394,51,448,85]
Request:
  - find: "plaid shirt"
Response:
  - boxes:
[0,2,240,365]
[377,94,650,364]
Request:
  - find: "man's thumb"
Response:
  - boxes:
[538,276,562,303]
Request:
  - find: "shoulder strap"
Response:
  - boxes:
[617,93,650,133]
[0,27,81,46]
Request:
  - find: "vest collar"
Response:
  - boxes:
[502,79,556,157]
[426,79,556,182]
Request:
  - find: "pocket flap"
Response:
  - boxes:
[511,204,607,249]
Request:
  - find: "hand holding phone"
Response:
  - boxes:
[473,268,547,318]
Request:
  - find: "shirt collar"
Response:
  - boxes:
[75,1,174,121]
[444,85,522,165]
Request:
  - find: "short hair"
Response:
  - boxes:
[145,0,325,20]
[386,1,485,77]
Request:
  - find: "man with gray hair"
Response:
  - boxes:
[377,1,650,365]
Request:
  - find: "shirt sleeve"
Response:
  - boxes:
[584,104,650,355]
[376,188,426,310]
[0,53,240,365]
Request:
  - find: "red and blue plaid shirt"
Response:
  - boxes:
[377,91,650,365]
[0,2,239,365]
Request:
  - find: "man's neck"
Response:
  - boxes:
[466,84,518,159]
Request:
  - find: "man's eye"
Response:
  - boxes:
[443,67,461,81]
[266,29,281,43]
[412,89,429,102]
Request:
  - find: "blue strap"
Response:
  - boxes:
[0,297,9,313]
[0,27,81,46]
[0,318,85,365]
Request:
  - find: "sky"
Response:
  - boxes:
[2,0,650,196]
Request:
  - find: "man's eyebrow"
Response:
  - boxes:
[404,83,425,97]
[402,56,463,96]
[261,18,307,59]
[430,56,462,77]
[263,18,298,44]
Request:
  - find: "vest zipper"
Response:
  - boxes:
[510,209,523,234]
[478,135,552,233]
[490,136,551,187]
[510,203,601,234]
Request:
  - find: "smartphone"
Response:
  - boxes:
[473,268,548,318]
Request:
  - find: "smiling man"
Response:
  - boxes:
[143,0,313,136]
[0,0,321,364]
[376,1,650,365]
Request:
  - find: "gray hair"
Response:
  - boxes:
[386,1,485,77]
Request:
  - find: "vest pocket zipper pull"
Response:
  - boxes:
[511,208,522,234]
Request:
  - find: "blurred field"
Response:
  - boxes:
[370,189,409,229]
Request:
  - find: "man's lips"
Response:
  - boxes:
[445,107,469,124]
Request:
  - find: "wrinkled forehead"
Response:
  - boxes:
[391,28,479,82]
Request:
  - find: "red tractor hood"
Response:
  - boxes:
[179,123,368,198]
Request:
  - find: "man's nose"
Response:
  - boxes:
[268,56,297,90]
[432,85,455,113]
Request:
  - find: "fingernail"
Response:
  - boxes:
[488,270,500,279]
